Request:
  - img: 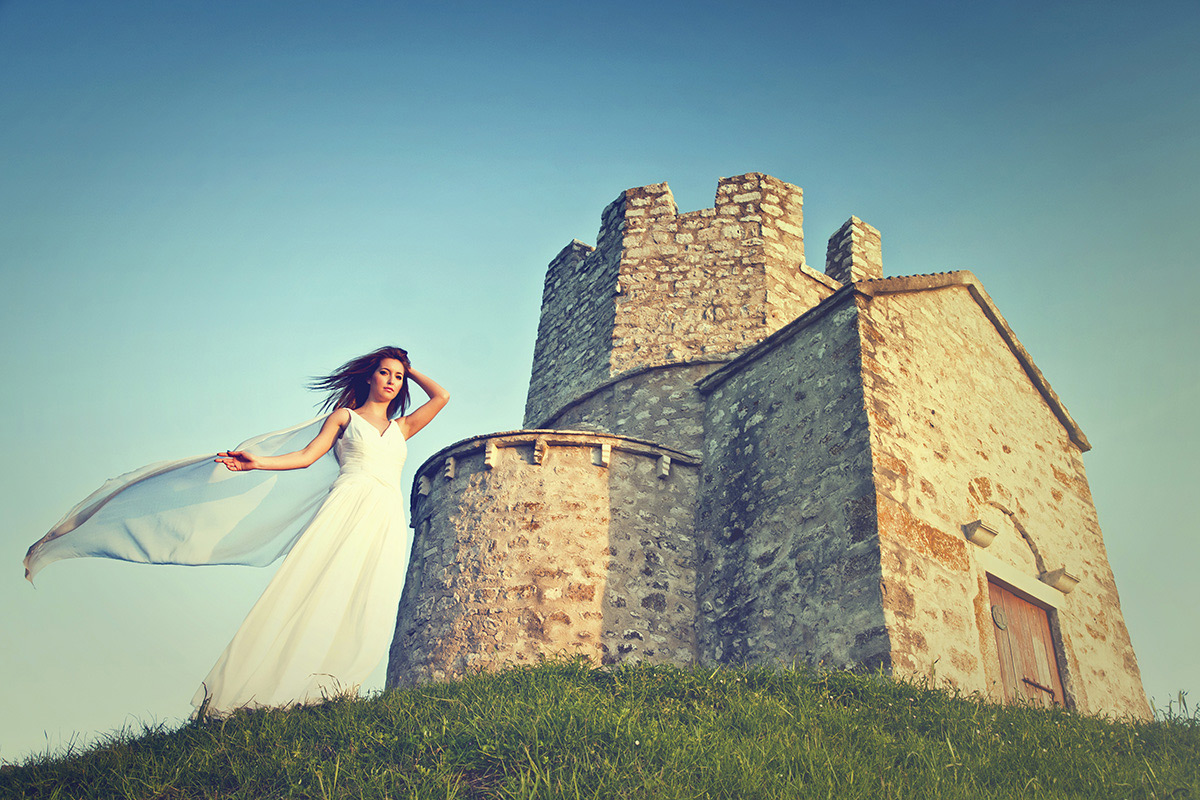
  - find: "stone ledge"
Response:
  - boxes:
[975,551,1068,609]
[412,428,702,500]
[799,262,842,291]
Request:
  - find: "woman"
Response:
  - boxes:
[25,346,448,717]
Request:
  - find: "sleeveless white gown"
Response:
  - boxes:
[191,410,410,714]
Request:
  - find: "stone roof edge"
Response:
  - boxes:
[858,271,1090,452]
[798,261,843,291]
[696,284,859,395]
[412,428,703,483]
[697,271,1090,452]
[529,358,733,429]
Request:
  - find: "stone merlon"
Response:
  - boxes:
[826,216,882,284]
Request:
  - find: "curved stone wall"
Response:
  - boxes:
[533,361,724,455]
[387,430,701,686]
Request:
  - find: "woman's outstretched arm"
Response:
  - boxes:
[400,367,449,440]
[216,409,349,471]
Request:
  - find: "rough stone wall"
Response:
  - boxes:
[858,282,1150,717]
[388,431,700,686]
[695,291,887,670]
[534,362,723,455]
[611,173,831,375]
[524,237,619,427]
[525,174,837,427]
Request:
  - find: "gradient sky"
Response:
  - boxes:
[2,0,1197,763]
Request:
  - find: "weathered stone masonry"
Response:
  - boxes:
[390,173,1150,719]
[389,431,699,682]
[696,291,883,671]
[525,174,837,427]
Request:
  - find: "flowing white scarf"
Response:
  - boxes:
[24,417,339,583]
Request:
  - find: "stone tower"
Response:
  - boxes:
[524,174,838,454]
[388,173,1150,719]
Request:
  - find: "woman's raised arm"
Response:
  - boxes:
[399,367,449,440]
[216,409,349,471]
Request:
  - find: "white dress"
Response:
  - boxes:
[191,409,410,714]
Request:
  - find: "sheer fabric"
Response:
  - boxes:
[24,417,336,581]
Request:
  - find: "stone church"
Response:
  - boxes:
[387,173,1149,719]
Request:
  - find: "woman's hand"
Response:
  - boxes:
[213,411,347,473]
[400,366,450,440]
[215,450,262,471]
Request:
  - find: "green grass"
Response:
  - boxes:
[3,660,1197,799]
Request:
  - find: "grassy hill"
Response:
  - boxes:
[2,659,1196,799]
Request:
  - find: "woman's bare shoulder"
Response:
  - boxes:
[324,407,353,430]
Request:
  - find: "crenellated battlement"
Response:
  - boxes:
[525,173,839,428]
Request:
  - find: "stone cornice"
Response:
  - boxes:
[413,428,701,483]
[410,429,702,524]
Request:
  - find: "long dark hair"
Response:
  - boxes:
[309,346,412,418]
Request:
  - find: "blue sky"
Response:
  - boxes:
[2,0,1197,762]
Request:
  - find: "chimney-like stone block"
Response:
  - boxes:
[826,216,882,284]
[715,173,804,267]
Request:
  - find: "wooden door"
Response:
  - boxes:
[988,578,1065,707]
